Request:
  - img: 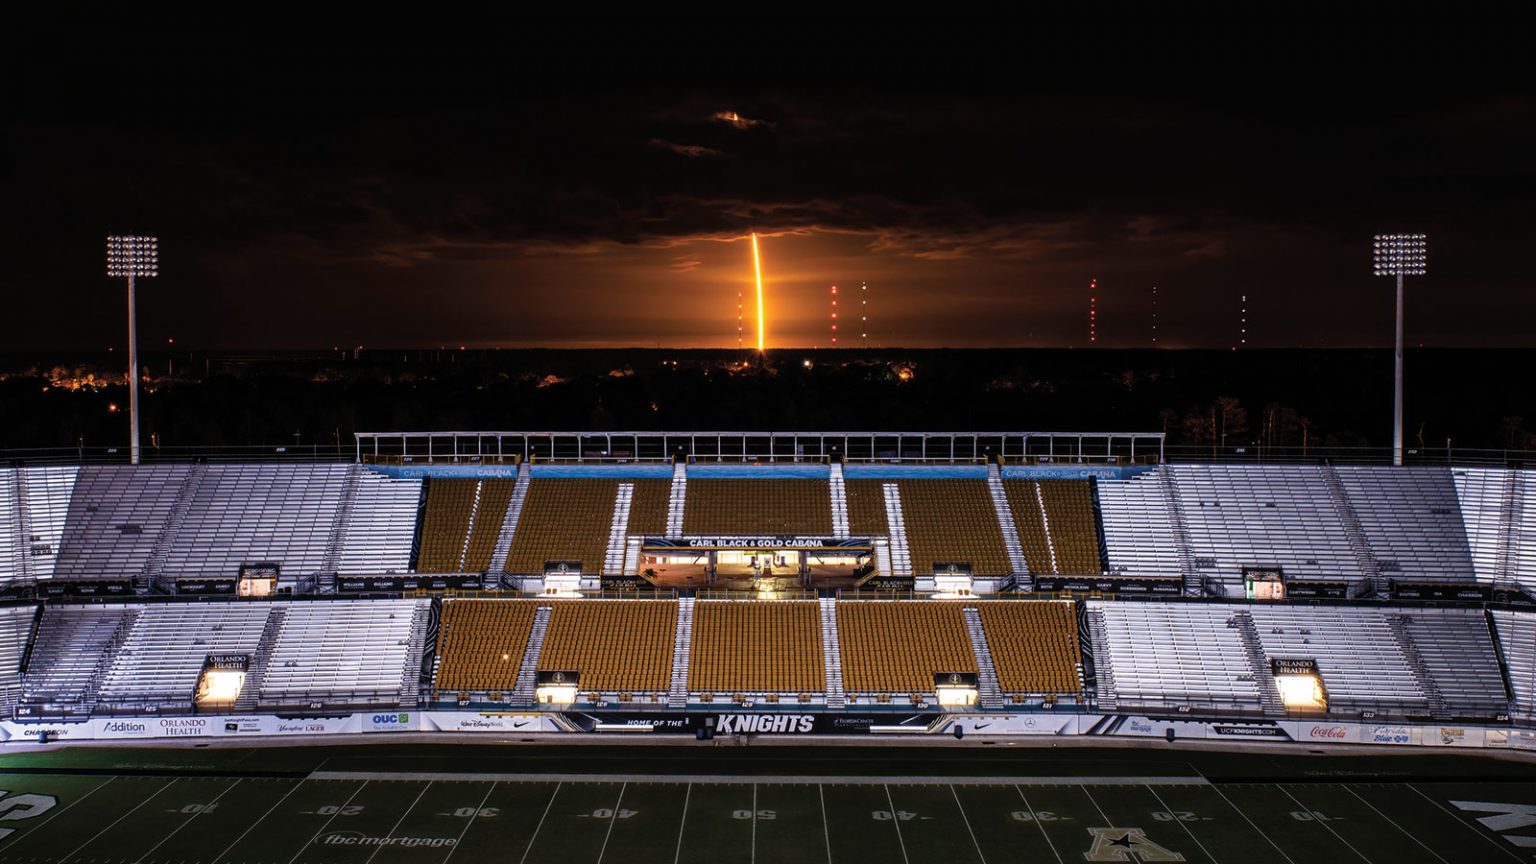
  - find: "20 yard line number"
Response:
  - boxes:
[0,790,59,840]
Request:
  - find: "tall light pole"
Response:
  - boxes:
[1372,233,1426,467]
[107,235,159,465]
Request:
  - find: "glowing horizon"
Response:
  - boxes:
[751,232,766,352]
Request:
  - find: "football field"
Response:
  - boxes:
[1,743,1534,863]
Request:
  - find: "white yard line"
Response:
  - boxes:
[1405,784,1526,863]
[1146,784,1221,864]
[882,784,911,864]
[439,781,497,864]
[286,780,369,864]
[1207,784,1296,864]
[1013,786,1064,864]
[517,782,562,864]
[0,775,117,852]
[1274,785,1373,864]
[63,778,179,863]
[672,783,692,864]
[363,781,434,864]
[1343,786,1449,864]
[818,785,832,864]
[209,778,306,864]
[132,778,244,864]
[948,785,989,864]
[595,782,627,864]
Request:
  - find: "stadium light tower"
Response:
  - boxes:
[107,235,159,465]
[1372,233,1426,467]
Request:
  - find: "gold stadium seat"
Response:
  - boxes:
[418,478,478,572]
[683,479,833,536]
[976,601,1082,695]
[897,480,1011,575]
[688,601,824,695]
[538,600,677,693]
[433,599,541,693]
[504,479,622,575]
[845,480,889,536]
[836,601,975,695]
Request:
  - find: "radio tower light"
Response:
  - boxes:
[860,282,868,348]
[1240,294,1247,348]
[1151,285,1158,345]
[830,285,839,346]
[1088,278,1098,344]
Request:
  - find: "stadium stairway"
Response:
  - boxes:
[819,597,846,708]
[603,483,634,575]
[882,483,913,577]
[1323,466,1383,597]
[487,462,531,578]
[140,463,206,591]
[1158,469,1202,595]
[1385,614,1451,719]
[510,605,552,706]
[668,597,695,708]
[829,464,850,540]
[1232,611,1286,715]
[666,463,687,538]
[961,606,1004,709]
[233,606,287,713]
[317,464,364,588]
[986,465,1030,577]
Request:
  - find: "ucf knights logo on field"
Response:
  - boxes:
[1083,827,1185,861]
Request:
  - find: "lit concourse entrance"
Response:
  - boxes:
[639,538,873,591]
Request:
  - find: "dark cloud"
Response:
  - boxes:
[7,20,1536,349]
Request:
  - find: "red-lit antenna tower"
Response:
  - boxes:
[830,285,839,346]
[737,289,743,349]
[1151,285,1158,345]
[1088,278,1098,344]
[861,282,868,348]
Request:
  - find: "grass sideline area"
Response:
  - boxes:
[0,743,1533,862]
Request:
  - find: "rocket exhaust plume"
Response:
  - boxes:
[751,232,766,352]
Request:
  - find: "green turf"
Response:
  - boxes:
[2,745,1535,862]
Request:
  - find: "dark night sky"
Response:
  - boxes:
[10,17,1535,350]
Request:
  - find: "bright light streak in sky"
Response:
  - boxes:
[751,232,766,351]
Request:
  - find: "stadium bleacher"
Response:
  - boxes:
[688,600,824,697]
[538,599,677,696]
[433,598,540,696]
[896,480,1011,575]
[1090,601,1266,715]
[505,479,621,575]
[844,479,889,536]
[0,604,37,713]
[417,478,479,572]
[975,601,1081,696]
[95,602,274,712]
[1492,609,1536,724]
[837,601,976,699]
[626,478,672,535]
[21,604,140,713]
[257,598,427,710]
[682,479,833,536]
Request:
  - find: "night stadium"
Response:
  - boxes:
[10,16,1536,864]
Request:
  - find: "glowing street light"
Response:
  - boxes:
[1373,233,1427,467]
[107,235,158,465]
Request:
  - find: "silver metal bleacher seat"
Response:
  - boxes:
[0,604,38,713]
[1096,473,1181,578]
[1170,465,1358,593]
[1492,609,1536,725]
[51,465,191,582]
[257,598,426,709]
[95,602,274,710]
[1396,607,1508,717]
[1090,601,1263,714]
[20,605,140,709]
[1336,467,1476,582]
[1456,468,1536,593]
[1247,605,1427,714]
[159,464,351,580]
[337,470,422,575]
